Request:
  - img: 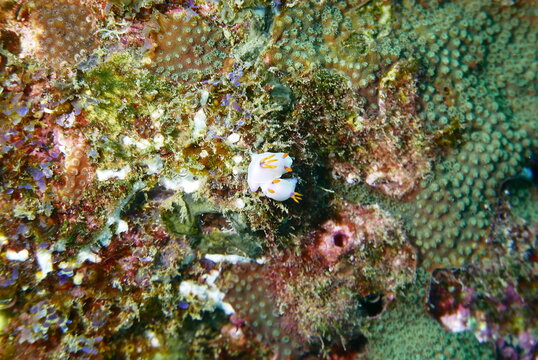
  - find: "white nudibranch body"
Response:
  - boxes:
[261,178,298,201]
[247,152,302,203]
[247,152,292,192]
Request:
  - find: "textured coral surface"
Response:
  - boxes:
[149,9,231,81]
[0,0,536,359]
[27,0,100,70]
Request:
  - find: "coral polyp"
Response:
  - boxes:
[25,0,100,70]
[0,0,536,359]
[148,8,232,81]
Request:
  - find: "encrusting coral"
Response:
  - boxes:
[399,0,538,269]
[23,0,100,70]
[148,7,232,81]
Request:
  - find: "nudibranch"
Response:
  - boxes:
[247,152,292,191]
[261,178,303,203]
[247,152,302,202]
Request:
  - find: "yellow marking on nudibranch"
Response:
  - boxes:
[260,154,275,162]
[291,192,303,203]
[282,153,289,158]
[268,189,276,194]
[272,179,281,184]
[285,167,292,172]
[260,154,279,168]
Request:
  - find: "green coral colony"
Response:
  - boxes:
[0,0,536,359]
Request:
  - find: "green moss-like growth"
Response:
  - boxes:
[290,68,356,160]
[151,311,229,360]
[81,52,176,131]
[161,193,263,257]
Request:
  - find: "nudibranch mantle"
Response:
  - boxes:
[247,152,302,203]
[247,152,292,191]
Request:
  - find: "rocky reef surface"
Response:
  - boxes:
[0,0,536,359]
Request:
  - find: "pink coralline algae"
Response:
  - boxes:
[309,202,416,275]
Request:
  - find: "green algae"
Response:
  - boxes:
[80,52,176,130]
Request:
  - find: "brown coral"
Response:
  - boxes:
[27,0,100,70]
[330,61,431,199]
[219,262,303,359]
[54,129,94,204]
[149,8,232,81]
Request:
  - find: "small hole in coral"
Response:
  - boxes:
[359,294,384,317]
[333,232,348,247]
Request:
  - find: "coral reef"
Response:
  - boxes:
[216,202,416,357]
[0,0,536,359]
[400,0,538,269]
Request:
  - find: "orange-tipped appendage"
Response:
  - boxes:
[260,155,278,168]
[285,167,292,172]
[272,179,281,184]
[291,192,303,203]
